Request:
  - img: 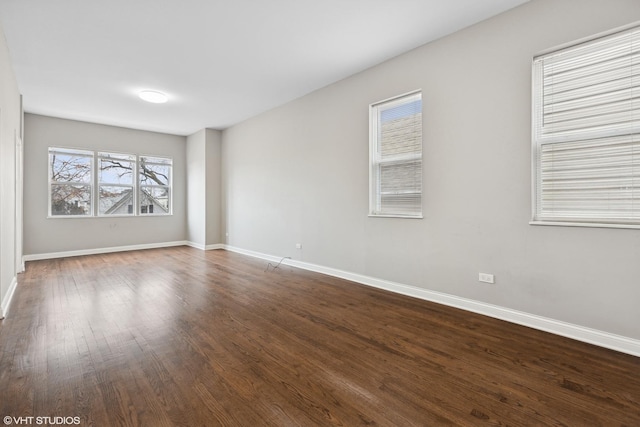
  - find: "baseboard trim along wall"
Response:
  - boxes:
[224,245,640,358]
[185,242,225,251]
[23,241,190,262]
[1,276,18,319]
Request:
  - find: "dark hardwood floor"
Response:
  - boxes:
[1,247,638,426]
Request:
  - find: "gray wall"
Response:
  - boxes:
[204,129,222,246]
[222,0,640,340]
[23,114,187,255]
[187,129,206,246]
[186,128,222,247]
[0,22,22,313]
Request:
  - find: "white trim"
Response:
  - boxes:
[370,89,422,109]
[15,131,24,274]
[186,241,206,250]
[23,241,224,262]
[529,221,640,230]
[185,242,225,251]
[1,276,18,319]
[224,245,640,358]
[534,19,640,58]
[23,240,189,262]
[368,214,424,219]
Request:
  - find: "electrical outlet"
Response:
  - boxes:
[295,243,302,249]
[479,273,495,284]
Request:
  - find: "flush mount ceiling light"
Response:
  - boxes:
[138,90,168,104]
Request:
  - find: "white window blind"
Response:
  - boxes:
[532,25,640,226]
[370,91,423,218]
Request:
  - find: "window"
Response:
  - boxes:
[369,91,423,218]
[532,25,640,227]
[49,148,93,216]
[48,147,173,217]
[98,152,136,216]
[139,156,172,215]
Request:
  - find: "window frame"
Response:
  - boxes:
[531,24,640,229]
[369,90,423,219]
[48,147,94,218]
[138,155,173,216]
[47,147,173,218]
[97,151,137,217]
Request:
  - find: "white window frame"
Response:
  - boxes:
[48,147,94,217]
[531,24,640,229]
[47,147,173,218]
[138,155,173,216]
[369,90,423,218]
[97,151,137,217]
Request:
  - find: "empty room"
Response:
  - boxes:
[1,0,639,425]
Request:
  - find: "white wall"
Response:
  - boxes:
[23,114,187,256]
[222,0,640,341]
[0,23,22,316]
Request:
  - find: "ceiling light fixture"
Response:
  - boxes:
[139,90,168,104]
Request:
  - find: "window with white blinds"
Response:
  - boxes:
[532,25,640,227]
[370,91,423,218]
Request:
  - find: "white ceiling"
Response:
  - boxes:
[0,0,528,136]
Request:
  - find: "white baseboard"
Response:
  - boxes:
[205,244,225,250]
[1,276,18,319]
[23,240,189,262]
[186,242,225,251]
[186,241,206,250]
[224,245,640,358]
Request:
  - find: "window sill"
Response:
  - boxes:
[48,214,173,219]
[529,220,640,230]
[369,214,423,219]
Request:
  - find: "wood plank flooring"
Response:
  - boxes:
[1,246,638,426]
